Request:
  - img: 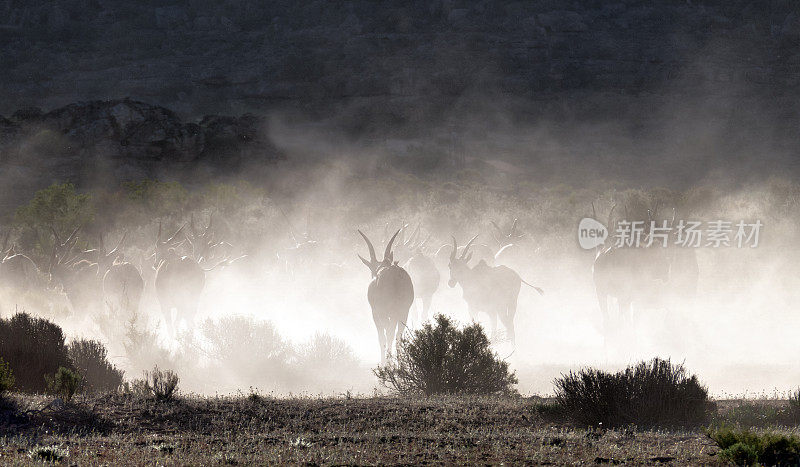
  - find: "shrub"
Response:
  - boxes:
[553,358,711,428]
[46,367,82,401]
[709,427,800,466]
[0,313,73,392]
[296,332,360,375]
[293,332,366,393]
[374,314,517,396]
[297,333,356,367]
[67,339,124,393]
[28,445,68,463]
[713,399,800,428]
[202,315,290,379]
[145,366,180,401]
[720,441,759,466]
[0,358,14,394]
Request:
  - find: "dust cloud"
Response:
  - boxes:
[2,43,799,397]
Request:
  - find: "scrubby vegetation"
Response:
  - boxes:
[201,315,289,378]
[0,394,729,464]
[67,339,124,393]
[0,307,367,398]
[144,366,180,401]
[0,358,14,394]
[790,388,800,416]
[0,312,796,464]
[709,427,800,466]
[46,366,82,401]
[194,315,367,394]
[374,315,517,396]
[549,358,712,428]
[0,313,123,396]
[713,399,800,429]
[0,312,73,393]
[27,444,68,463]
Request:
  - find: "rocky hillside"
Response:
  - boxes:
[1,1,799,133]
[0,99,282,211]
[1,0,799,207]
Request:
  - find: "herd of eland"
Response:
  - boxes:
[0,202,699,363]
[0,214,239,339]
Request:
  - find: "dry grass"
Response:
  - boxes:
[0,392,730,465]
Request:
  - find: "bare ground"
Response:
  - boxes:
[0,393,732,465]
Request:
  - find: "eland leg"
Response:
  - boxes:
[489,311,499,341]
[159,301,175,340]
[373,315,388,365]
[502,294,519,345]
[394,319,408,357]
[419,293,433,324]
[385,318,399,361]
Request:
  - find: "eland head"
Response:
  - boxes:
[357,228,401,278]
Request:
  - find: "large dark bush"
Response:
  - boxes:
[553,358,711,428]
[374,314,517,396]
[0,313,72,392]
[67,339,124,393]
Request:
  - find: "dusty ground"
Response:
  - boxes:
[0,393,731,465]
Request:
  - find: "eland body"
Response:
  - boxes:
[358,229,414,364]
[448,235,543,344]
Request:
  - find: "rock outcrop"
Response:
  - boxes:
[0,99,282,209]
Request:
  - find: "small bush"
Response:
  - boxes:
[202,315,291,392]
[709,427,800,466]
[553,358,711,428]
[0,358,14,394]
[145,366,180,401]
[46,367,82,401]
[374,314,517,396]
[721,442,760,466]
[0,313,73,393]
[28,445,68,463]
[294,332,363,391]
[202,315,289,374]
[67,339,124,393]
